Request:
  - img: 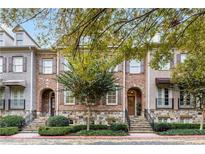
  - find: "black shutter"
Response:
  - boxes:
[3,57,7,72]
[53,59,56,74]
[8,57,12,72]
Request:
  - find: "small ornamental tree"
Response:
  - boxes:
[172,53,205,130]
[57,53,119,130]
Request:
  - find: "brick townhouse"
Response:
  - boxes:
[0,25,203,131]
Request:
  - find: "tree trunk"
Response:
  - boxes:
[87,105,91,131]
[200,108,205,130]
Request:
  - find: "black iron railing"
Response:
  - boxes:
[144,109,154,129]
[125,109,130,130]
[156,98,174,109]
[178,98,195,109]
[8,99,25,110]
[0,99,5,110]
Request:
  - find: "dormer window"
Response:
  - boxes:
[0,33,3,46]
[16,33,23,46]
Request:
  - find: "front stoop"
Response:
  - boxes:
[22,116,48,133]
[129,116,154,133]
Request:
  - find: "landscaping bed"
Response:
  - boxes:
[158,129,205,135]
[0,127,19,136]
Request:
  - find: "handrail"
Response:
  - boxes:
[125,109,131,130]
[144,109,154,129]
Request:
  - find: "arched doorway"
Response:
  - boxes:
[41,89,55,116]
[127,88,142,116]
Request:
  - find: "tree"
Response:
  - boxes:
[1,9,205,66]
[171,52,205,130]
[57,53,119,130]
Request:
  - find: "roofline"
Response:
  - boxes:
[0,26,14,40]
[12,25,40,48]
[0,45,37,51]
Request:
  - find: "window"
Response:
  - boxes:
[64,91,75,105]
[16,33,23,46]
[0,33,3,46]
[129,60,141,73]
[13,57,23,72]
[159,62,170,70]
[157,88,172,108]
[180,53,187,63]
[63,59,70,71]
[179,90,194,108]
[10,86,25,109]
[106,91,118,105]
[0,88,5,109]
[43,59,53,74]
[0,57,3,73]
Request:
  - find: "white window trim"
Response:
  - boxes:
[157,88,172,108]
[106,90,118,105]
[0,57,3,73]
[13,57,23,73]
[129,60,141,74]
[42,59,53,74]
[64,91,75,105]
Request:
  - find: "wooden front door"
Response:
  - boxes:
[128,96,135,115]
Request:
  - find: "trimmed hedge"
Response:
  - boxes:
[68,125,109,133]
[1,115,25,129]
[38,126,70,136]
[0,120,7,128]
[46,116,69,127]
[154,123,205,132]
[76,130,128,136]
[159,129,205,135]
[110,123,128,132]
[0,127,19,136]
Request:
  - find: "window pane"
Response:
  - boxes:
[64,91,75,104]
[181,54,187,63]
[130,60,141,73]
[107,91,117,104]
[43,59,53,74]
[13,57,23,72]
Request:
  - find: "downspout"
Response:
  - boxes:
[123,60,126,122]
[147,52,150,113]
[29,46,33,121]
[56,51,59,115]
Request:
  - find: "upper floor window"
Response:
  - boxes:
[106,90,118,105]
[0,57,3,73]
[16,33,23,46]
[0,33,3,46]
[159,62,170,71]
[63,59,70,71]
[13,57,23,72]
[64,91,75,105]
[129,60,141,73]
[42,59,53,74]
[180,53,187,63]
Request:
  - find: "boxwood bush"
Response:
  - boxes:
[46,116,69,127]
[0,120,7,128]
[159,129,205,135]
[68,124,109,133]
[110,123,128,132]
[1,115,25,129]
[76,130,128,136]
[0,127,19,136]
[38,126,70,136]
[154,123,205,132]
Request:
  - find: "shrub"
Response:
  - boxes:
[38,126,70,136]
[1,115,25,129]
[154,123,205,132]
[76,130,128,136]
[154,123,172,132]
[159,129,205,135]
[47,116,69,127]
[0,127,19,136]
[110,123,128,132]
[69,124,109,133]
[0,120,7,128]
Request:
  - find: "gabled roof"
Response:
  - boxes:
[0,26,14,40]
[12,24,40,48]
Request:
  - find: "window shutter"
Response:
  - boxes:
[3,57,7,72]
[53,59,56,74]
[60,57,65,72]
[39,59,43,74]
[176,54,181,64]
[23,57,27,72]
[170,58,174,68]
[126,61,130,73]
[140,61,144,73]
[117,89,122,105]
[8,57,12,72]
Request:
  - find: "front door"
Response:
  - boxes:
[128,96,135,115]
